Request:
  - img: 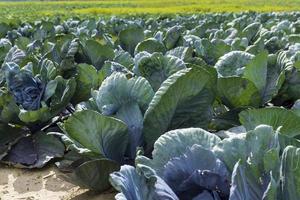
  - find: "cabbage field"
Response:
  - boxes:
[2,10,300,200]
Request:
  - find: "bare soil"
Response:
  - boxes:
[0,164,115,200]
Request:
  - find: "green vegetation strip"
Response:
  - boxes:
[1,0,300,21]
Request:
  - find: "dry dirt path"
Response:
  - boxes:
[0,164,115,200]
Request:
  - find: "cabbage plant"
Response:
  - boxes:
[1,12,300,198]
[111,125,300,200]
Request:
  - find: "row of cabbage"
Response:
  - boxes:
[1,12,300,200]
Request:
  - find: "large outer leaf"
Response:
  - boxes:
[46,35,72,62]
[0,39,12,65]
[70,159,120,192]
[242,22,261,42]
[214,125,279,172]
[3,132,65,168]
[135,38,166,54]
[46,36,78,71]
[230,158,279,200]
[195,38,231,65]
[137,128,221,175]
[134,53,186,91]
[119,27,145,56]
[82,39,115,70]
[217,77,261,108]
[64,110,128,163]
[48,77,75,106]
[263,52,290,103]
[96,72,154,114]
[229,161,262,200]
[3,46,26,66]
[34,58,57,82]
[281,68,300,101]
[4,136,36,166]
[109,164,178,200]
[214,51,254,77]
[114,49,134,68]
[143,67,216,151]
[262,173,278,200]
[0,22,11,38]
[0,87,20,123]
[239,107,300,137]
[280,146,300,200]
[163,25,184,50]
[245,125,280,174]
[15,37,30,51]
[72,63,101,104]
[217,51,269,108]
[166,46,194,61]
[213,134,247,171]
[59,38,79,70]
[34,133,65,168]
[95,72,154,158]
[116,102,144,158]
[0,123,26,160]
[244,51,268,94]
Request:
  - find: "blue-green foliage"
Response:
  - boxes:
[0,12,300,198]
